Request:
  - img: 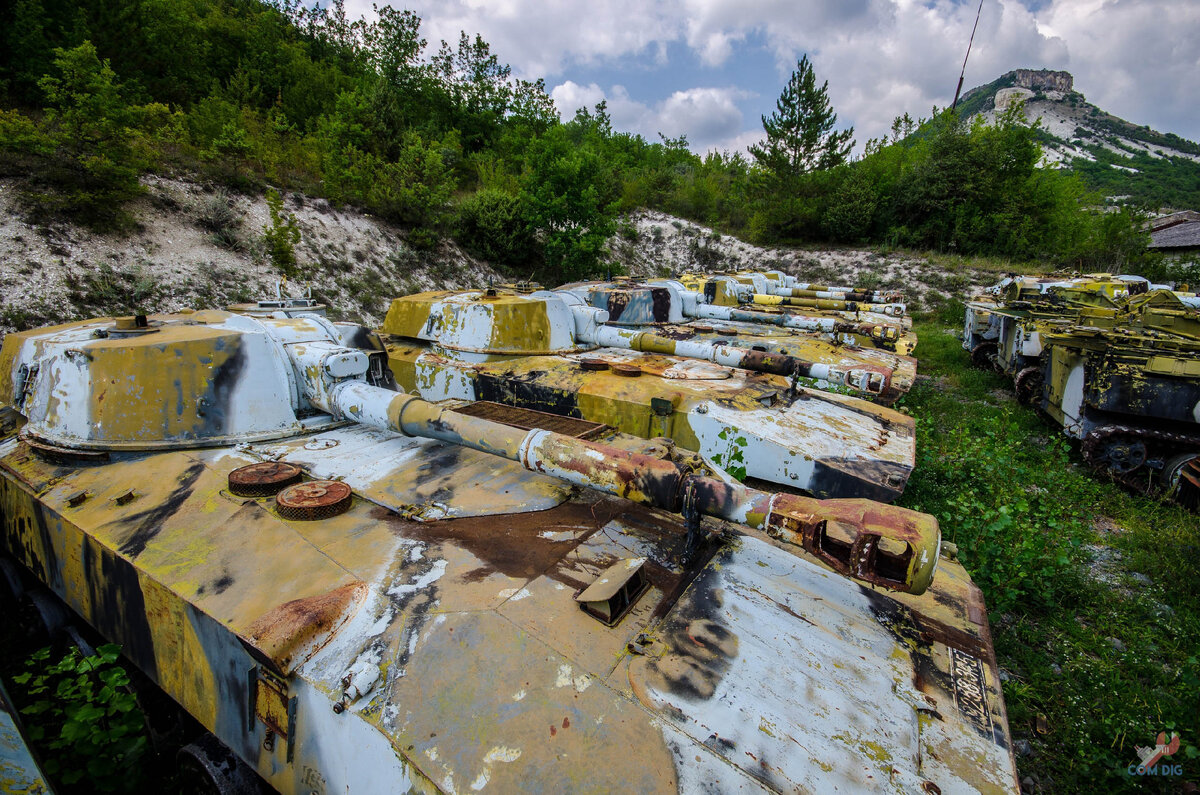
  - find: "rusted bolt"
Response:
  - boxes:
[611,364,641,378]
[333,701,346,714]
[693,324,714,333]
[276,480,353,520]
[580,358,610,371]
[263,729,276,752]
[114,489,137,506]
[66,491,89,507]
[228,461,303,497]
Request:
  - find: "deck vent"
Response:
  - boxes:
[574,558,650,626]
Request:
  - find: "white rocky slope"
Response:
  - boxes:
[609,210,998,307]
[0,175,502,334]
[980,87,1200,168]
[0,177,1002,338]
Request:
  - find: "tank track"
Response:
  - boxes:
[970,341,998,370]
[1014,366,1043,406]
[1082,424,1200,505]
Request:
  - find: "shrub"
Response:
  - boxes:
[12,645,148,792]
[454,189,536,269]
[263,188,302,277]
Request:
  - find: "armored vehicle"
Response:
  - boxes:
[555,280,917,404]
[0,309,1019,793]
[379,289,917,501]
[721,269,906,304]
[963,274,1157,377]
[1033,294,1200,506]
[677,274,918,355]
[717,271,909,319]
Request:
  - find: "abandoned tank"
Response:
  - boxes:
[716,270,909,319]
[676,274,918,356]
[379,288,917,502]
[962,274,1158,377]
[1031,291,1200,507]
[554,279,917,404]
[0,308,1020,793]
[963,277,1200,507]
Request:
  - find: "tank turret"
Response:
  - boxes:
[380,290,918,501]
[725,270,906,304]
[557,280,918,403]
[708,272,908,318]
[0,308,1022,794]
[676,274,917,354]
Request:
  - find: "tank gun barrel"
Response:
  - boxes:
[556,296,890,394]
[786,282,905,303]
[660,281,903,345]
[750,293,907,317]
[772,287,902,304]
[326,380,938,595]
[583,318,889,395]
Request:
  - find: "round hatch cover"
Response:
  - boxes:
[276,480,353,520]
[228,462,303,496]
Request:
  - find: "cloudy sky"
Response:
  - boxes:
[347,0,1200,155]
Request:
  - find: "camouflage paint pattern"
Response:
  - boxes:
[0,310,1019,793]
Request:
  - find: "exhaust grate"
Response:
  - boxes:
[450,401,610,440]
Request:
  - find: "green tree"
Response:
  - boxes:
[519,106,621,282]
[749,55,854,185]
[34,41,143,227]
[263,188,302,277]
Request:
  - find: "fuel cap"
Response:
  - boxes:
[276,480,353,520]
[228,462,303,496]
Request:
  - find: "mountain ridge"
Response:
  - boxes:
[957,69,1200,210]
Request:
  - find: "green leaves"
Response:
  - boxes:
[11,644,148,793]
[263,187,302,276]
[749,54,854,183]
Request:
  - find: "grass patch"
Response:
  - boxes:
[898,316,1200,791]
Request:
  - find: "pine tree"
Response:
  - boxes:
[749,55,854,184]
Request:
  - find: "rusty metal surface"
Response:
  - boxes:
[275,481,354,521]
[228,462,303,496]
[0,310,1017,793]
[0,429,1016,792]
[0,679,50,795]
[382,338,917,501]
[450,401,610,440]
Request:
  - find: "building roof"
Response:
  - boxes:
[1147,210,1200,233]
[1149,220,1200,250]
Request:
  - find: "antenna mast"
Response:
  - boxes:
[952,0,986,110]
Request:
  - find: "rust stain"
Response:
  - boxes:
[246,581,367,672]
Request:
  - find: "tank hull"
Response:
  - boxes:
[382,341,917,501]
[0,417,1018,793]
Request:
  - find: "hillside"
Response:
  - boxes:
[959,69,1200,209]
[0,175,1006,337]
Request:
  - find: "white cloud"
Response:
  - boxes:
[1036,0,1200,140]
[353,0,1200,149]
[352,0,683,78]
[550,82,750,153]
